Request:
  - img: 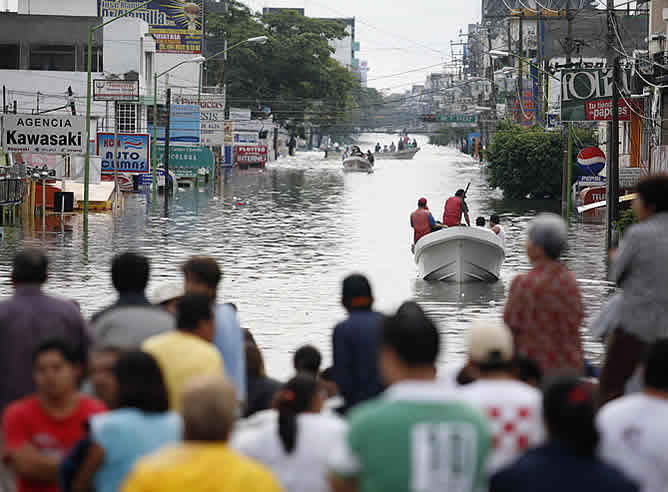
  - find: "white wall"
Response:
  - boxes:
[0,70,105,136]
[18,0,96,15]
[104,17,150,76]
[329,25,353,69]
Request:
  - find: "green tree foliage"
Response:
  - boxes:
[487,121,564,199]
[205,2,357,131]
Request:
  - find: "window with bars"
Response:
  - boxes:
[117,103,137,133]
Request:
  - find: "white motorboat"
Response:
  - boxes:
[375,148,420,160]
[343,156,374,173]
[414,227,505,282]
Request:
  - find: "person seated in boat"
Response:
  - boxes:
[411,198,443,249]
[389,142,396,153]
[490,215,505,243]
[398,140,405,151]
[476,217,486,228]
[366,150,375,165]
[412,139,418,148]
[443,189,471,227]
[375,143,381,153]
[383,145,389,153]
[351,146,363,157]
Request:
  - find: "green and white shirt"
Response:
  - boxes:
[329,380,490,492]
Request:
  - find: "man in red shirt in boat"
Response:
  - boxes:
[410,198,443,251]
[443,189,471,227]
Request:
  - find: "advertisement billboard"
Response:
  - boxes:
[155,145,213,178]
[2,114,85,154]
[148,104,200,145]
[97,0,203,54]
[93,80,140,101]
[560,68,634,122]
[97,133,150,174]
[174,94,225,145]
[235,145,267,164]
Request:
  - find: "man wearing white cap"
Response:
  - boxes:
[458,319,544,473]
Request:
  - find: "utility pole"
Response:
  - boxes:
[164,88,171,217]
[607,0,620,250]
[561,1,573,218]
[487,27,498,121]
[536,4,543,127]
[517,11,524,124]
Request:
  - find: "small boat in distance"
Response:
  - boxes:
[343,156,374,173]
[374,148,420,160]
[414,227,505,282]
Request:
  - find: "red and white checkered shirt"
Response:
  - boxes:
[504,260,585,374]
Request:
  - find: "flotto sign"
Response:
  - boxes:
[1,114,85,154]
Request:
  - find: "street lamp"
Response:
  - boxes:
[84,0,153,234]
[152,56,206,201]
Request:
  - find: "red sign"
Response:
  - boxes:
[584,99,633,121]
[235,145,268,164]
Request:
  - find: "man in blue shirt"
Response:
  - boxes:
[182,257,246,404]
[332,274,384,414]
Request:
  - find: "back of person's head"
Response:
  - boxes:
[244,328,257,346]
[382,301,440,369]
[111,252,150,294]
[543,375,598,457]
[490,214,500,225]
[181,375,237,442]
[245,342,265,379]
[341,273,373,311]
[476,217,486,227]
[528,213,568,260]
[13,248,48,285]
[182,256,222,290]
[275,374,320,454]
[637,174,668,214]
[468,319,514,372]
[644,339,668,391]
[177,294,213,333]
[455,189,465,197]
[293,345,322,376]
[114,351,169,413]
[514,356,543,388]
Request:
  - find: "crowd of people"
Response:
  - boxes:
[374,137,419,154]
[2,174,668,492]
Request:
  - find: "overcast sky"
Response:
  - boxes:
[243,0,481,92]
[6,0,481,92]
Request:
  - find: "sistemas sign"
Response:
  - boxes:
[560,68,635,122]
[2,114,85,154]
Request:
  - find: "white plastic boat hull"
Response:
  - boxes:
[375,148,420,160]
[414,227,505,282]
[343,156,374,173]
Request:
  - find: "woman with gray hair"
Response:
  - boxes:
[504,213,584,375]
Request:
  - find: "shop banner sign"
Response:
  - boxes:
[174,94,225,145]
[93,80,139,101]
[155,145,213,178]
[560,68,634,122]
[148,104,200,145]
[2,114,85,154]
[97,133,150,174]
[98,0,203,54]
[236,145,267,164]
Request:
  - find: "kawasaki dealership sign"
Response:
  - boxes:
[560,68,633,122]
[1,114,85,154]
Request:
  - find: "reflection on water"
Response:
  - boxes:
[0,134,613,377]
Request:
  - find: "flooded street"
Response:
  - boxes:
[0,134,614,377]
